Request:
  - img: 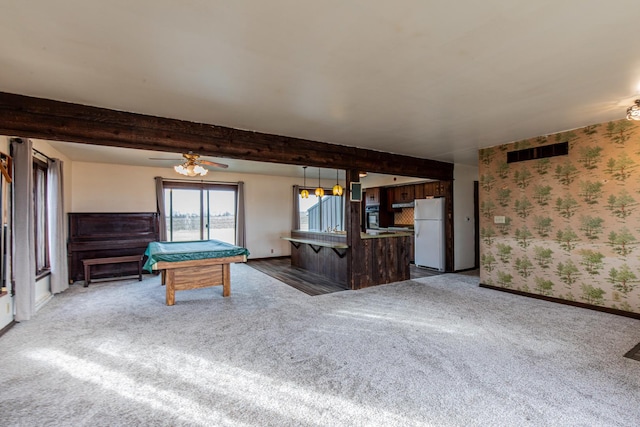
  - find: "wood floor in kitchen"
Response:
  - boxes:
[247,257,444,296]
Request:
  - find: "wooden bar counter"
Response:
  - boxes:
[283,230,413,289]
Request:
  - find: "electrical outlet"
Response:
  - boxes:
[494,215,506,224]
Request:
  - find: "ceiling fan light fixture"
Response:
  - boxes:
[174,163,208,177]
[627,99,640,121]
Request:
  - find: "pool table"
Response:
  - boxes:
[143,240,250,306]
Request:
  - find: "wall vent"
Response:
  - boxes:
[506,141,568,163]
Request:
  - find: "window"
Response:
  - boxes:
[298,191,344,231]
[163,181,238,244]
[33,158,49,275]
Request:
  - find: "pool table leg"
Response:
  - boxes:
[223,263,231,297]
[166,270,175,306]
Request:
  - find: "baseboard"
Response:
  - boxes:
[0,320,17,339]
[479,283,640,320]
[35,293,53,311]
[454,267,479,273]
[247,256,290,262]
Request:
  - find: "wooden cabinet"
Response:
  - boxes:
[423,182,434,197]
[435,181,447,196]
[394,185,415,204]
[414,183,425,200]
[386,187,396,211]
[409,234,415,263]
[366,187,381,205]
[422,181,447,197]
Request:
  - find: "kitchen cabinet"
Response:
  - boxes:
[434,181,447,196]
[366,187,381,205]
[423,181,447,197]
[394,185,415,204]
[409,234,415,263]
[414,183,425,199]
[386,187,396,211]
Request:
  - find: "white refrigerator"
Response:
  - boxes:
[414,198,445,271]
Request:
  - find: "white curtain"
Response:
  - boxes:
[236,181,246,248]
[155,176,167,241]
[47,158,68,294]
[11,138,35,321]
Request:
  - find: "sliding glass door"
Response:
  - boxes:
[163,182,237,244]
[207,189,236,243]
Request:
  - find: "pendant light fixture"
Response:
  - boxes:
[300,166,309,198]
[332,169,343,196]
[315,168,325,197]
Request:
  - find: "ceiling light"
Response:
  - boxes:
[359,171,368,178]
[174,163,208,177]
[332,169,344,196]
[315,168,325,197]
[300,166,309,198]
[627,99,640,121]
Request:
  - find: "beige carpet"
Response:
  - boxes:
[0,263,638,426]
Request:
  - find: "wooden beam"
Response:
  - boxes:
[0,92,453,180]
[346,169,365,290]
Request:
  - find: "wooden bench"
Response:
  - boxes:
[82,255,143,287]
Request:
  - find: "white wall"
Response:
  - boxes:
[453,163,478,271]
[71,162,336,259]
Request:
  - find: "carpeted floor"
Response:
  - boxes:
[0,263,638,426]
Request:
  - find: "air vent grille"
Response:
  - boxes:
[507,141,568,163]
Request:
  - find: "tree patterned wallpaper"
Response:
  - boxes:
[479,119,640,314]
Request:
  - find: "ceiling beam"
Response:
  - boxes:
[0,92,453,180]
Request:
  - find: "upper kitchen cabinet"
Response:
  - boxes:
[414,183,425,199]
[394,185,415,204]
[365,187,381,205]
[422,181,448,197]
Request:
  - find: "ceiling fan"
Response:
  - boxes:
[149,152,228,177]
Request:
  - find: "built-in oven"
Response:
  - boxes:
[365,205,380,229]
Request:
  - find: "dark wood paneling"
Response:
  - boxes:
[289,231,347,285]
[347,169,365,290]
[0,92,454,180]
[442,181,454,272]
[356,235,411,289]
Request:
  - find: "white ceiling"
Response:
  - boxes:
[3,1,640,174]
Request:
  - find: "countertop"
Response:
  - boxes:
[289,229,413,239]
[361,229,413,239]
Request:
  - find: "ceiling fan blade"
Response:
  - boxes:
[148,157,183,161]
[199,160,229,168]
